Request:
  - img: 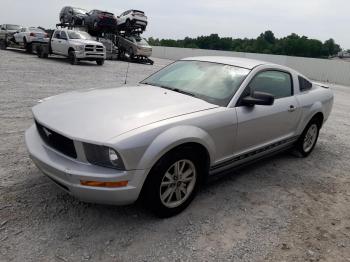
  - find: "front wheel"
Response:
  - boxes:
[96,59,104,65]
[68,50,78,65]
[142,148,201,217]
[295,119,320,157]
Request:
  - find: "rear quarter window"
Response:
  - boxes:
[298,76,313,92]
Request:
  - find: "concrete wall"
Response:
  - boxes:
[152,46,350,86]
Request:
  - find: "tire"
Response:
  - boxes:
[81,19,85,26]
[126,19,131,28]
[129,47,134,59]
[142,147,202,217]
[295,118,321,157]
[93,21,98,30]
[68,50,78,65]
[36,46,42,58]
[0,40,7,50]
[24,38,32,53]
[96,59,104,66]
[71,18,76,26]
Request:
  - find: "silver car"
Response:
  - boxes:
[117,35,152,58]
[25,56,333,217]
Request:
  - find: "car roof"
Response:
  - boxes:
[181,56,272,69]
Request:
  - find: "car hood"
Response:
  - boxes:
[32,85,218,143]
[70,39,103,46]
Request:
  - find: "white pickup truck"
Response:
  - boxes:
[34,29,106,65]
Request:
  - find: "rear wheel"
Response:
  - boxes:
[142,148,202,217]
[295,118,321,157]
[0,40,7,50]
[129,47,134,59]
[68,50,78,65]
[96,59,104,65]
[24,38,32,53]
[71,18,76,26]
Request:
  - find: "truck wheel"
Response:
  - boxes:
[36,46,42,58]
[96,59,104,66]
[142,147,202,218]
[71,18,76,26]
[126,19,131,28]
[0,40,6,50]
[68,50,78,65]
[295,118,321,157]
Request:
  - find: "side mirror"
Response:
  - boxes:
[241,91,275,106]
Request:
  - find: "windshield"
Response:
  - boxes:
[73,8,87,14]
[141,61,250,106]
[6,24,21,30]
[68,31,93,40]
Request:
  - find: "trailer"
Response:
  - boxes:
[0,32,48,52]
[60,20,154,65]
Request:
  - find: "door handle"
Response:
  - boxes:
[288,105,296,112]
[58,41,62,43]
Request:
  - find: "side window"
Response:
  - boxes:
[54,31,61,39]
[250,70,293,99]
[298,76,312,92]
[60,31,68,39]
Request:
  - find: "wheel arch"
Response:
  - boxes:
[137,125,216,173]
[297,101,325,135]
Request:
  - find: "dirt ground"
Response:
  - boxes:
[0,49,349,262]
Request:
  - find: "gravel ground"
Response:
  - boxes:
[0,49,349,262]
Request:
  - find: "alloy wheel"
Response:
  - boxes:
[159,159,197,208]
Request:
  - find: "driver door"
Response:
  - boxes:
[235,70,301,155]
[51,30,64,55]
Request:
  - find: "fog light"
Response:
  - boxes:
[80,180,128,188]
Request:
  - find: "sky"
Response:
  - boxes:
[1,0,349,49]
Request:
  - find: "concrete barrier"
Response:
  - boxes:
[152,46,350,86]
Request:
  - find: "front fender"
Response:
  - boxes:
[136,125,216,170]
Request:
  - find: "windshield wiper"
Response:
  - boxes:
[169,88,196,97]
[141,83,197,98]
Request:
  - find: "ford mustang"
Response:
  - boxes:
[25,56,334,217]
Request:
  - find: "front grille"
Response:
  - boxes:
[35,121,77,159]
[85,45,94,52]
[96,45,104,52]
[84,45,104,53]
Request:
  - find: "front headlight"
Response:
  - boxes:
[83,143,125,170]
[76,45,85,51]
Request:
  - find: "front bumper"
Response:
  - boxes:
[135,48,152,57]
[25,125,147,205]
[75,51,106,60]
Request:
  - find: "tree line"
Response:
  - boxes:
[148,31,341,58]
